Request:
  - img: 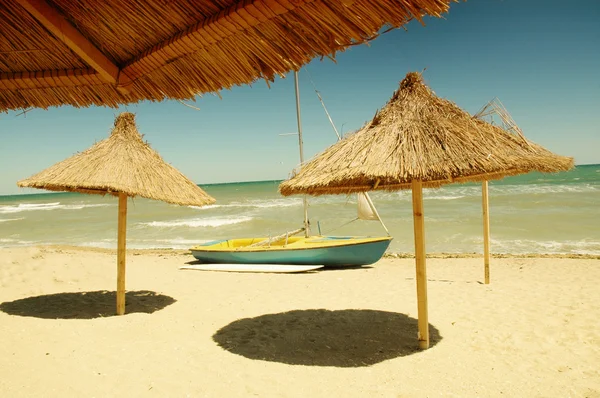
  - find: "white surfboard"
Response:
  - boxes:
[179,263,324,273]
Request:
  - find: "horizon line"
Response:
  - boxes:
[1,163,597,197]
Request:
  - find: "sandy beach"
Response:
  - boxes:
[1,246,599,397]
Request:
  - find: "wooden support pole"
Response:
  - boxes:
[482,181,490,284]
[116,193,128,315]
[411,180,429,349]
[17,0,129,88]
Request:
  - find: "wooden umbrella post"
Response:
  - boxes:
[116,192,128,315]
[482,181,490,284]
[411,180,429,349]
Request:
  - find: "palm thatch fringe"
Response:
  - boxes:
[1,0,454,111]
[17,112,215,207]
[279,72,574,196]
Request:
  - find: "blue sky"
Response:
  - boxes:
[1,0,599,195]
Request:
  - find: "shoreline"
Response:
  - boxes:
[6,244,599,260]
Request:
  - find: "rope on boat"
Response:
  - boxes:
[248,227,305,247]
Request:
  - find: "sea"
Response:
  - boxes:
[1,164,598,255]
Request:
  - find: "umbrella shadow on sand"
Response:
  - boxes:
[213,309,441,367]
[0,290,176,319]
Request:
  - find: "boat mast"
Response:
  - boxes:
[294,70,310,237]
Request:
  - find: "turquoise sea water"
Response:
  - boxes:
[1,165,598,255]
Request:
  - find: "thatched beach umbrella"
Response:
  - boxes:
[17,112,215,315]
[279,72,574,349]
[1,0,454,112]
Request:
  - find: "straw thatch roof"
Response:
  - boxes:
[279,72,574,196]
[17,112,215,206]
[0,0,454,112]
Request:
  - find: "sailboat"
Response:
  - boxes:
[189,71,392,267]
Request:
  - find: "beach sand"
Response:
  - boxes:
[0,246,599,397]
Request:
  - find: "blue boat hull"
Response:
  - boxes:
[190,236,392,267]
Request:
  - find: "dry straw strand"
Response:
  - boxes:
[17,112,216,207]
[1,0,455,111]
[279,72,574,196]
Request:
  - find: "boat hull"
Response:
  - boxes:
[190,236,392,267]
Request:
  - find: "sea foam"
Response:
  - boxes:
[0,202,111,214]
[490,238,600,255]
[190,198,302,210]
[142,216,253,228]
[0,217,24,223]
